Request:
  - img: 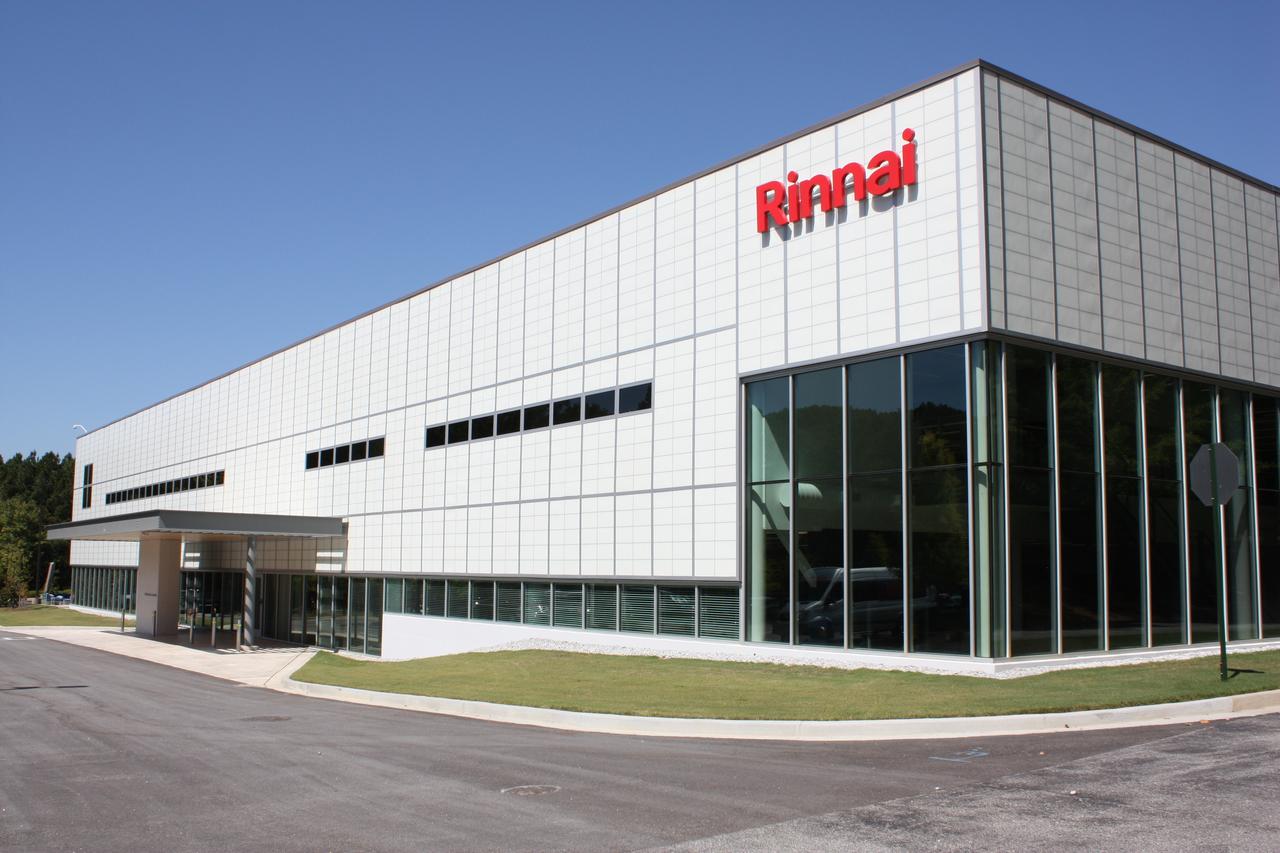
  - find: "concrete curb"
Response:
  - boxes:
[272,671,1280,741]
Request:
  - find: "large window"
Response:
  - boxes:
[1145,373,1185,646]
[746,377,790,643]
[794,368,843,647]
[1255,397,1280,638]
[743,342,1268,660]
[1184,382,1218,643]
[1103,365,1144,649]
[1005,346,1054,656]
[907,346,970,655]
[848,357,903,651]
[1060,357,1103,653]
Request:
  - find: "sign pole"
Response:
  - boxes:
[1210,443,1228,682]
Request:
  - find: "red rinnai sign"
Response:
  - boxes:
[755,129,918,232]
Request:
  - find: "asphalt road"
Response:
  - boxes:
[2,629,1278,852]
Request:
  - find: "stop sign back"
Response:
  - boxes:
[1189,442,1240,507]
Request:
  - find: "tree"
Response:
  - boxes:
[0,452,73,591]
[0,497,43,604]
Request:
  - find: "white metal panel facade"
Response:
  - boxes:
[70,68,987,579]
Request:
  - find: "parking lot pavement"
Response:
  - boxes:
[659,712,1280,852]
[3,629,1277,852]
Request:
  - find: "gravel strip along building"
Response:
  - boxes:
[50,60,1280,671]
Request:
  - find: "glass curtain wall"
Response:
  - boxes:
[1103,365,1145,649]
[745,339,1273,659]
[1059,356,1103,653]
[906,346,970,654]
[746,377,790,643]
[745,345,972,655]
[1145,374,1186,645]
[1220,390,1258,640]
[1255,397,1280,638]
[847,357,904,651]
[1004,346,1055,655]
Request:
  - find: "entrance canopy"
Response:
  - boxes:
[47,509,345,542]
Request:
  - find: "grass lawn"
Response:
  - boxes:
[0,605,130,628]
[292,648,1280,720]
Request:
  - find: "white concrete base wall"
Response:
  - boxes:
[381,613,1004,675]
[382,613,1280,678]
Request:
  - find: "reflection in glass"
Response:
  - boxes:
[909,467,970,654]
[366,578,383,655]
[795,369,843,478]
[1145,374,1185,645]
[1006,348,1053,656]
[1008,469,1054,656]
[848,472,903,650]
[1184,382,1218,643]
[1006,347,1051,468]
[1219,389,1258,640]
[1107,476,1146,647]
[304,576,318,645]
[795,478,843,646]
[747,482,790,643]
[908,346,967,468]
[318,576,334,648]
[848,357,901,474]
[334,577,350,650]
[971,341,1004,658]
[1059,357,1102,653]
[289,575,304,644]
[1259,489,1280,638]
[747,378,789,484]
[1254,398,1280,638]
[1102,365,1143,649]
[350,578,366,654]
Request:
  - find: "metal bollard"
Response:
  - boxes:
[211,611,217,648]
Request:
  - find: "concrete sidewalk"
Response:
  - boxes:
[16,625,1280,741]
[11,626,312,687]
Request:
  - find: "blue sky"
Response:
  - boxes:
[2,0,1277,457]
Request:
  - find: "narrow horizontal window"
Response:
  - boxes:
[447,421,469,444]
[585,389,615,419]
[367,437,385,458]
[425,425,446,448]
[335,444,351,465]
[351,441,368,461]
[471,414,495,440]
[320,448,334,467]
[523,403,550,430]
[198,474,208,489]
[306,452,319,469]
[214,471,224,485]
[554,397,582,425]
[619,382,652,414]
[496,410,521,435]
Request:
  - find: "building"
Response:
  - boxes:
[51,60,1280,671]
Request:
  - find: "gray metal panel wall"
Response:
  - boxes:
[996,79,1056,339]
[1211,169,1254,381]
[1048,100,1102,349]
[1094,121,1145,358]
[1246,185,1280,385]
[1173,154,1220,375]
[1135,138,1185,367]
[984,70,1280,389]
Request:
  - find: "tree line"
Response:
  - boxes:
[0,452,73,603]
